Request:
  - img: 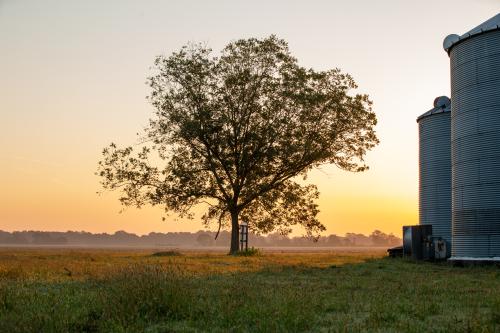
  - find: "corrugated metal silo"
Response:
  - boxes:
[417,97,452,250]
[444,13,500,260]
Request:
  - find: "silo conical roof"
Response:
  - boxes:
[416,96,451,122]
[443,13,500,53]
[465,13,500,35]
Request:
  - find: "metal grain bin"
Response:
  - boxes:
[417,97,452,252]
[444,14,500,260]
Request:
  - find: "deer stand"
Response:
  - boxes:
[239,221,248,251]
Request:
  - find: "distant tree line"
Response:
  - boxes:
[0,230,400,248]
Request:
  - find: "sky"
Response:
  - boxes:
[1,0,499,236]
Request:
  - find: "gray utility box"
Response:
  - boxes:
[403,225,433,260]
[403,225,449,260]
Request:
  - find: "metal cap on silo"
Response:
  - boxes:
[417,97,452,253]
[445,13,500,262]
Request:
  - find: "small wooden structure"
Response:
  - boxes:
[239,221,248,251]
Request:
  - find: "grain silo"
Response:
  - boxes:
[444,13,500,261]
[417,97,451,252]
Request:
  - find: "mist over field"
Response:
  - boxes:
[0,230,401,248]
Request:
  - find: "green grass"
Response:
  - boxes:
[0,249,499,332]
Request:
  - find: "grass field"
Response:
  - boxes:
[0,248,499,332]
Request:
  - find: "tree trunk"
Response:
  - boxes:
[229,210,239,254]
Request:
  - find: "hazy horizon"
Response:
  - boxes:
[1,1,499,237]
[0,229,402,251]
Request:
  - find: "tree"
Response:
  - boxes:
[97,35,378,254]
[196,232,214,247]
[369,230,388,246]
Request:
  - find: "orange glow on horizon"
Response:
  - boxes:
[0,1,496,237]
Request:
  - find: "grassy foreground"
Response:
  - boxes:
[0,248,499,332]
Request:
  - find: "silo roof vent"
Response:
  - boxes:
[443,13,500,53]
[416,96,451,122]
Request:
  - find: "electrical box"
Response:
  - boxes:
[402,225,450,260]
[433,238,447,260]
[403,225,432,260]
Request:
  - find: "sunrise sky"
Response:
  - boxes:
[1,1,499,236]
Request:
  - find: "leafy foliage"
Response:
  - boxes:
[97,35,378,252]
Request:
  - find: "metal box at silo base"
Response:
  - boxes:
[403,225,433,260]
[432,237,448,260]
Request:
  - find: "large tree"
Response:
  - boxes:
[97,36,378,254]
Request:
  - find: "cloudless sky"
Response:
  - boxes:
[1,0,499,236]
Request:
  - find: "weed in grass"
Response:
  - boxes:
[151,250,182,257]
[233,247,261,257]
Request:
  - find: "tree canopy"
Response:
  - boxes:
[97,35,378,253]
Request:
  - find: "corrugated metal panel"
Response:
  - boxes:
[418,102,451,247]
[449,28,500,259]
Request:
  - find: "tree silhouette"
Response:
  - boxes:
[97,36,378,254]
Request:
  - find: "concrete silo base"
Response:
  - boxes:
[448,257,500,266]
